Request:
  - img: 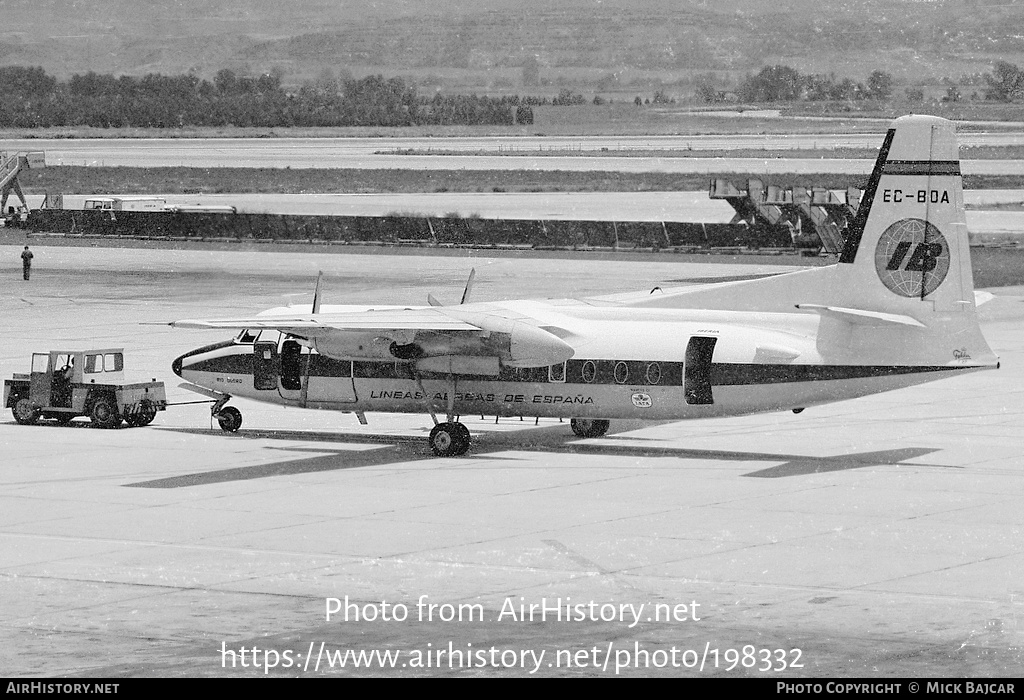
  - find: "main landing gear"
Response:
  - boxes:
[429,421,471,457]
[571,418,610,438]
[417,372,474,457]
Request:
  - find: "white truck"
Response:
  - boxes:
[83,196,167,211]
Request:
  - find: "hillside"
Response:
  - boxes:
[1,0,1022,97]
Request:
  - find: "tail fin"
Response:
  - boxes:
[623,114,976,321]
[619,114,997,370]
[834,114,973,315]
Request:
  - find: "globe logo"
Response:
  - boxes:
[874,218,950,298]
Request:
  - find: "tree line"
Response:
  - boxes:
[697,62,1024,104]
[697,67,895,104]
[0,67,536,128]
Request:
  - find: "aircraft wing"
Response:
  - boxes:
[171,306,574,369]
[170,308,478,333]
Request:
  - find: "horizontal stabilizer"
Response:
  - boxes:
[795,304,926,328]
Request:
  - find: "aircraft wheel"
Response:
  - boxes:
[126,400,158,427]
[89,397,122,429]
[12,398,39,425]
[217,406,243,433]
[452,422,471,455]
[429,422,470,457]
[570,418,610,438]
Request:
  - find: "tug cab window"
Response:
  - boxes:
[85,353,123,373]
[235,330,259,344]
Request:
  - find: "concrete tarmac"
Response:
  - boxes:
[1,241,1023,677]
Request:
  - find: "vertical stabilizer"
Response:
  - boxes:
[835,115,972,315]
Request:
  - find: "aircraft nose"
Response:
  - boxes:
[173,340,237,377]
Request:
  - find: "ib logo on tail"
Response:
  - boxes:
[874,218,950,298]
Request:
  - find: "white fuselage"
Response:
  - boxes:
[173,298,979,423]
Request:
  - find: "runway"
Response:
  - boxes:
[1,241,1023,677]
[4,135,1024,174]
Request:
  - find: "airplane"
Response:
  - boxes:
[170,115,999,456]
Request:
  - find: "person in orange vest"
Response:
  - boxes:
[20,245,33,280]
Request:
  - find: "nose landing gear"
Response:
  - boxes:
[216,405,243,433]
[210,393,242,433]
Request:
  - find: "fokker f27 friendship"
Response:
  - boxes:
[171,115,998,456]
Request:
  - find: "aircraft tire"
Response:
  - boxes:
[453,422,471,455]
[89,397,122,429]
[12,398,39,425]
[429,422,469,457]
[570,418,610,438]
[217,406,243,433]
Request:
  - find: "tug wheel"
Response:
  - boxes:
[125,400,158,427]
[89,397,122,429]
[12,398,39,425]
[216,406,243,433]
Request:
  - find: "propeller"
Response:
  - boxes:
[312,271,324,313]
[428,268,476,307]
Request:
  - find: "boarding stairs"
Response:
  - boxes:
[0,151,45,213]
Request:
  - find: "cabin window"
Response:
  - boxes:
[614,361,629,384]
[549,362,566,383]
[646,362,662,385]
[581,360,597,383]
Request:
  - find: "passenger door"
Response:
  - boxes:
[684,336,717,405]
[253,341,278,391]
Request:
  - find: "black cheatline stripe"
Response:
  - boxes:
[839,128,895,264]
[187,355,969,389]
[710,363,959,386]
[882,160,961,176]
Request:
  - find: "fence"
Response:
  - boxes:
[26,209,795,250]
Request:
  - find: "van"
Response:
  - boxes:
[83,197,167,211]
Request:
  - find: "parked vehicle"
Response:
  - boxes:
[4,349,166,428]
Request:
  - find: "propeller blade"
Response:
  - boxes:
[312,271,324,313]
[460,268,476,305]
